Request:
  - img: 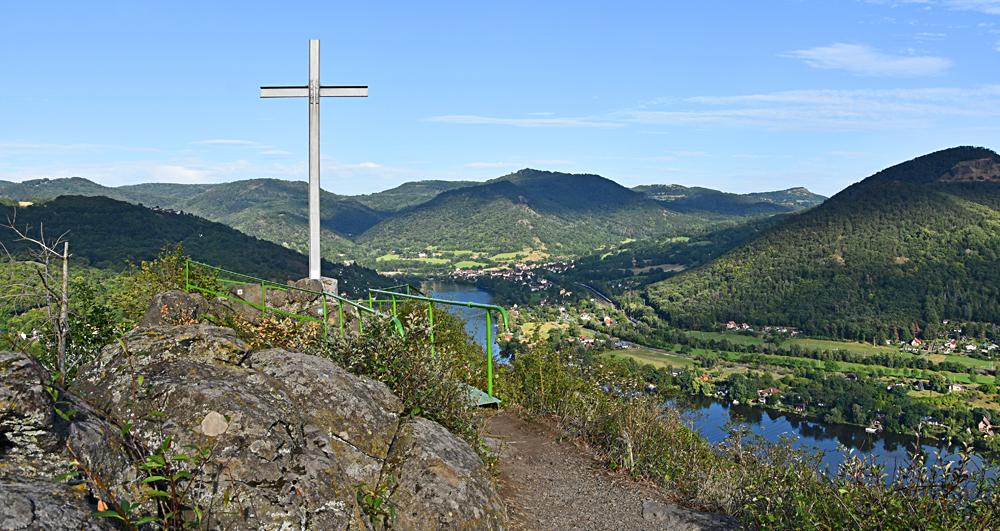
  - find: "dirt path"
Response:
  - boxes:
[485,410,736,530]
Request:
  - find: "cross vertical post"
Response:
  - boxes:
[260,40,368,280]
[308,40,321,279]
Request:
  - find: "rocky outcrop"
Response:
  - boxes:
[0,351,117,529]
[63,323,505,529]
[939,157,1000,183]
[140,289,221,326]
[0,478,108,530]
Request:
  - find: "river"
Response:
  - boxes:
[421,281,995,480]
[673,396,994,480]
[423,281,502,356]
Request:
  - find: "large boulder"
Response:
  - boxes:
[0,351,62,472]
[69,323,506,529]
[140,289,231,327]
[0,352,118,530]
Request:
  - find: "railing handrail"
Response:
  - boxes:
[367,288,511,331]
[184,259,405,337]
[370,285,508,398]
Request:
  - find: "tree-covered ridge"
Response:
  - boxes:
[0,177,381,262]
[0,195,388,295]
[0,170,823,265]
[357,169,696,254]
[633,184,826,216]
[646,147,1000,341]
[353,179,479,212]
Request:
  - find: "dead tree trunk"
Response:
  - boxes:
[58,241,69,384]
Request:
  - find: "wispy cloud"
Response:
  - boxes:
[943,0,1000,15]
[867,0,1000,15]
[782,43,951,76]
[619,86,1000,130]
[426,114,621,128]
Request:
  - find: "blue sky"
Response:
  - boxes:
[1,0,999,196]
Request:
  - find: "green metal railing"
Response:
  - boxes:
[183,260,508,404]
[368,287,510,398]
[184,260,404,338]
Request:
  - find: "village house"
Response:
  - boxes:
[757,387,781,399]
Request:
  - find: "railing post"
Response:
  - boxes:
[322,292,329,341]
[486,310,493,397]
[260,282,266,317]
[391,294,397,317]
[428,301,436,356]
[184,259,190,291]
[338,299,345,338]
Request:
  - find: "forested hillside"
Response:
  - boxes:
[633,184,825,216]
[0,171,823,266]
[359,169,717,255]
[646,147,1000,341]
[0,195,387,294]
[353,179,478,212]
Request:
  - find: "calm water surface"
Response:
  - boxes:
[423,281,501,356]
[674,396,995,480]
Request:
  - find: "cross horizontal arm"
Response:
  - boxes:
[261,86,307,97]
[260,85,369,98]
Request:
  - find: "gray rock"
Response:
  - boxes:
[0,352,60,464]
[390,417,506,530]
[67,323,506,530]
[0,477,110,530]
[140,290,220,327]
[0,353,121,529]
[641,499,736,530]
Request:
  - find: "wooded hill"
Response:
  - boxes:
[0,170,822,265]
[632,184,825,216]
[0,195,387,295]
[646,146,1000,341]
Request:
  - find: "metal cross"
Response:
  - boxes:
[260,39,368,280]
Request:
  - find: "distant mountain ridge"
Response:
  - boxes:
[0,171,823,264]
[646,146,1000,340]
[358,169,695,254]
[354,180,478,212]
[632,184,826,216]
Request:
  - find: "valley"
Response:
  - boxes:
[0,168,824,273]
[2,146,999,526]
